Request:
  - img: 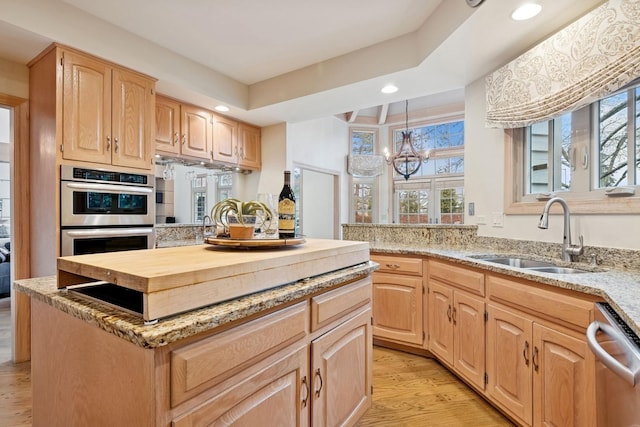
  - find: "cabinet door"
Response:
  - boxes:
[453,291,485,390]
[62,50,111,164]
[181,105,212,160]
[172,343,309,427]
[211,114,238,164]
[533,324,595,427]
[111,68,154,169]
[238,123,261,169]
[372,272,423,345]
[486,304,533,426]
[428,280,454,365]
[155,96,181,155]
[311,308,372,427]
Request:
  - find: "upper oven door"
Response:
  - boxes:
[61,181,154,227]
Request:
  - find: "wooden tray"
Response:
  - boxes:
[204,236,306,248]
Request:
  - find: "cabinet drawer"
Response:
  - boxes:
[170,301,308,407]
[487,275,593,329]
[371,254,423,276]
[311,277,371,332]
[428,259,485,296]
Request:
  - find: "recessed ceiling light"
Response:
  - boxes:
[381,84,398,94]
[215,105,230,112]
[511,3,542,21]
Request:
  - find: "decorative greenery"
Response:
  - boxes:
[210,198,272,227]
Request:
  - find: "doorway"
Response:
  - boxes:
[0,106,11,363]
[294,165,340,239]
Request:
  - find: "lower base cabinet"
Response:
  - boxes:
[486,274,596,427]
[32,277,373,427]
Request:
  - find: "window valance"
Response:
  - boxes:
[485,0,640,128]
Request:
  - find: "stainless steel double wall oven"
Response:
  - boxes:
[60,166,155,256]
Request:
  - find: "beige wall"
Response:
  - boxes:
[464,76,640,251]
[0,57,28,99]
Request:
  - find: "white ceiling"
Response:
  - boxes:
[0,0,606,126]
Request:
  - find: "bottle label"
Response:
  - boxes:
[278,198,295,232]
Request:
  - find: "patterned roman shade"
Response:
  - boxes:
[486,0,640,128]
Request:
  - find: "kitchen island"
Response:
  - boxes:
[15,239,376,427]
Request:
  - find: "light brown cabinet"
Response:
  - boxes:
[370,254,425,347]
[486,274,596,427]
[155,97,213,162]
[61,48,155,170]
[154,96,181,155]
[32,275,372,427]
[427,259,485,390]
[156,95,261,170]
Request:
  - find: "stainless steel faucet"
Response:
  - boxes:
[538,197,584,262]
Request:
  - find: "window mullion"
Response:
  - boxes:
[628,88,636,185]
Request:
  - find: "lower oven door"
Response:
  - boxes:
[61,227,155,256]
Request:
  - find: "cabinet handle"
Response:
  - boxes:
[523,341,530,366]
[114,137,119,153]
[532,346,539,372]
[452,306,457,325]
[385,263,400,269]
[314,368,323,398]
[181,134,186,145]
[106,136,111,150]
[446,305,452,322]
[173,132,179,145]
[301,375,309,408]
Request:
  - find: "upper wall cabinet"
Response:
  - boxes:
[156,95,261,170]
[58,48,155,170]
[155,97,213,161]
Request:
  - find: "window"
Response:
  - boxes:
[191,174,207,223]
[508,82,640,213]
[349,129,378,223]
[216,172,233,202]
[391,119,465,224]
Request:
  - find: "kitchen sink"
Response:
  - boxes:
[471,255,593,274]
[525,266,589,274]
[474,257,558,269]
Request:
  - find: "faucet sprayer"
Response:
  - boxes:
[538,197,583,262]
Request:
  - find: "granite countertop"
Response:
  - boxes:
[370,243,640,336]
[14,261,377,349]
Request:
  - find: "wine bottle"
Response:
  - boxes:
[278,171,296,238]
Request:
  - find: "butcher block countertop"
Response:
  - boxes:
[56,238,370,321]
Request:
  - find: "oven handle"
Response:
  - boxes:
[64,182,153,194]
[587,320,640,387]
[64,228,154,238]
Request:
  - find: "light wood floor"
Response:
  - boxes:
[357,346,514,426]
[0,299,512,426]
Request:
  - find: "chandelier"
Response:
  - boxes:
[384,100,430,180]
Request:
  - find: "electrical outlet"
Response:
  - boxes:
[492,212,504,228]
[476,215,487,225]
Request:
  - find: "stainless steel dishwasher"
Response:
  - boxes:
[587,302,640,426]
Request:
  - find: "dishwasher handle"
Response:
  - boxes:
[587,320,640,387]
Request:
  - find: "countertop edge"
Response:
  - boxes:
[14,261,378,349]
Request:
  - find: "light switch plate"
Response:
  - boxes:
[476,215,487,225]
[491,212,504,227]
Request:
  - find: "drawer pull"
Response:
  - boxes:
[523,341,530,366]
[314,368,323,398]
[301,375,309,408]
[385,263,400,269]
[447,305,452,322]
